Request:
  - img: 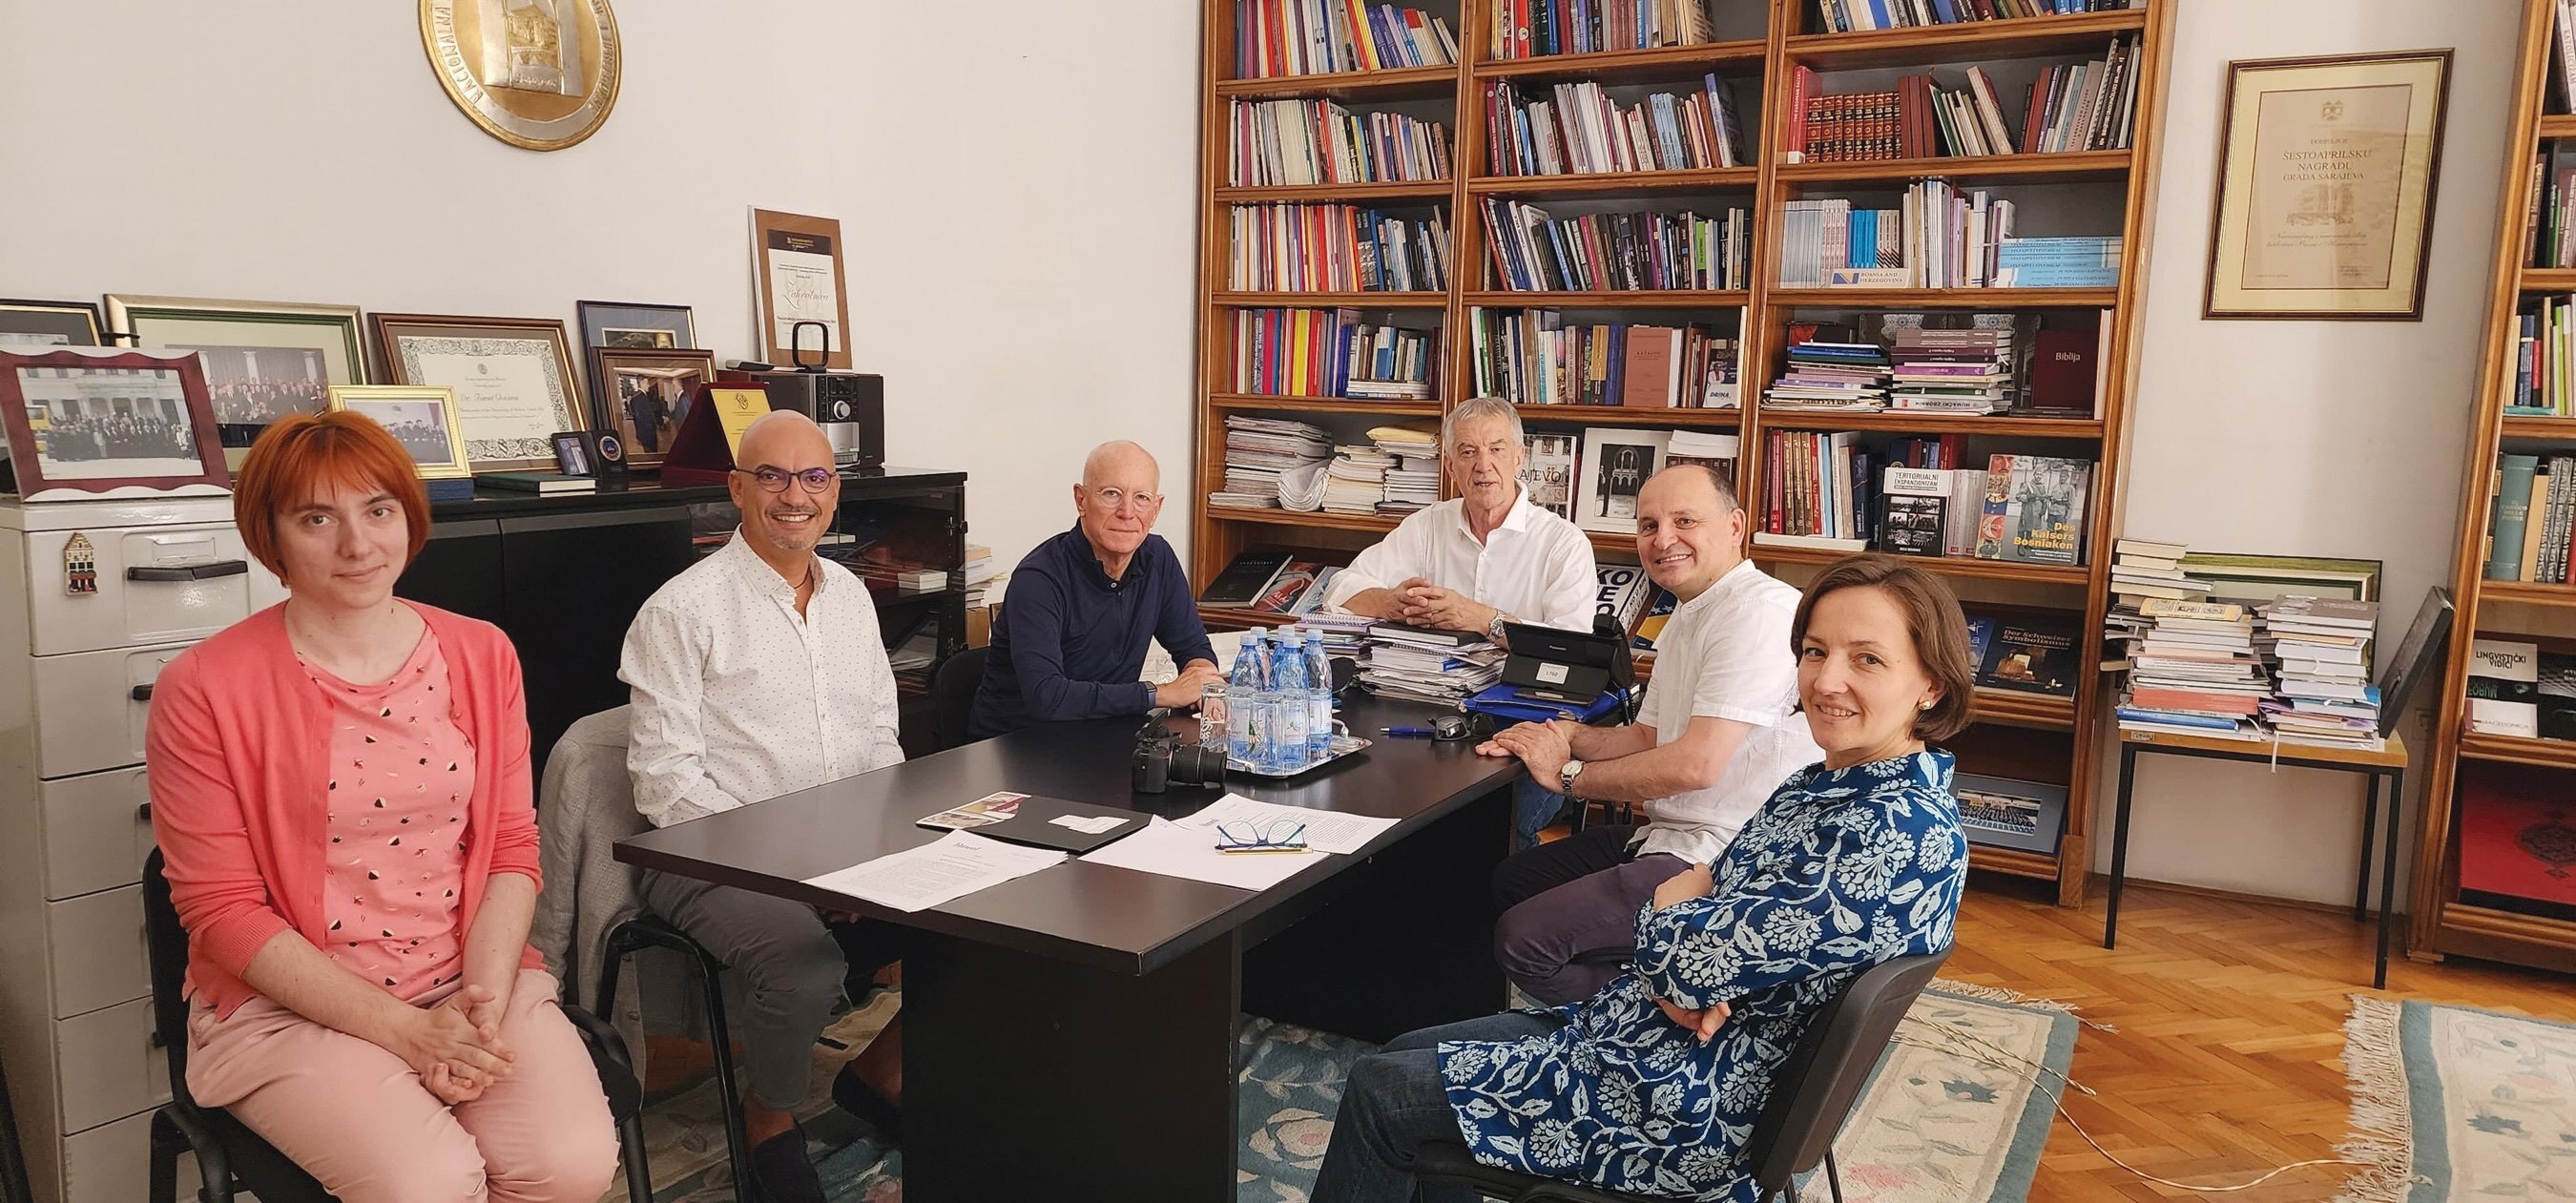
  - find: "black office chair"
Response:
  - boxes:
[929,643,991,752]
[0,1051,31,1203]
[141,850,654,1203]
[1412,947,1951,1203]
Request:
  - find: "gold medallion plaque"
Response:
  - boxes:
[420,0,621,152]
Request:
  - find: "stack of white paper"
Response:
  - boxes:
[803,831,1068,913]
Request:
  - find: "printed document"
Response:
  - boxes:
[803,831,1066,913]
[1173,793,1399,856]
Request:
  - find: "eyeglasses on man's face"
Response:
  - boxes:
[737,466,838,494]
[1086,486,1162,514]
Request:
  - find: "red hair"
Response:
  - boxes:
[233,411,432,584]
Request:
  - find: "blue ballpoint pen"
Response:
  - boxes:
[1381,726,1439,737]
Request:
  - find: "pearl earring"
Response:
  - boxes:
[1918,698,1935,712]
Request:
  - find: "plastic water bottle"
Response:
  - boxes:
[1301,628,1334,762]
[1268,633,1312,773]
[1229,628,1268,765]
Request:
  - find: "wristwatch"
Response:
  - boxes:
[1558,759,1586,799]
[1486,610,1512,643]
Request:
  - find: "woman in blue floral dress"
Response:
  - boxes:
[1313,554,1979,1203]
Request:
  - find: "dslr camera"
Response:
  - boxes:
[1132,717,1225,794]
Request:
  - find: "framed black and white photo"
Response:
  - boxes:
[105,296,367,442]
[1574,426,1669,535]
[0,347,228,502]
[326,384,472,480]
[0,299,107,349]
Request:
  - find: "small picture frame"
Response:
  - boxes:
[551,430,592,477]
[1574,426,1671,535]
[592,346,717,468]
[0,347,229,502]
[0,299,107,349]
[325,384,473,481]
[575,301,697,351]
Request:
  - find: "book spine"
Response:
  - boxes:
[2489,454,2540,581]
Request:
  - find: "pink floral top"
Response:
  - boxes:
[302,629,477,1003]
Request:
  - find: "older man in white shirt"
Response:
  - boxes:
[620,411,904,1203]
[1322,397,1597,847]
[1477,463,1824,1006]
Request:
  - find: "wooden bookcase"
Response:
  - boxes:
[1193,0,2174,907]
[2412,0,2576,975]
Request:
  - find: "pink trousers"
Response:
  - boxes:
[186,967,618,1203]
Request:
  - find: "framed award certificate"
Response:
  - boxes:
[2204,50,2452,321]
[750,208,853,369]
[371,313,587,471]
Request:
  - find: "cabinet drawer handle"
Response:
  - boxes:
[126,560,249,582]
[136,801,152,821]
[131,685,155,702]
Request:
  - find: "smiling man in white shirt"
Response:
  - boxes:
[1475,462,1823,1006]
[619,411,905,1203]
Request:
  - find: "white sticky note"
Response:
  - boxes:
[1537,662,1570,685]
[1049,814,1127,835]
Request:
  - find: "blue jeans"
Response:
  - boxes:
[1311,1011,1570,1203]
[1512,778,1568,851]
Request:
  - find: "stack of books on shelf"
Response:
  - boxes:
[1812,0,2142,32]
[1228,98,1451,188]
[1994,236,2122,287]
[1361,624,1505,706]
[1379,426,1441,513]
[1754,430,1873,552]
[953,544,1003,608]
[1233,0,1458,77]
[1779,182,2020,288]
[2107,535,2210,607]
[1971,612,2081,698]
[1762,330,1891,411]
[2466,636,2576,741]
[2116,597,2264,739]
[1478,198,1752,292]
[1469,311,1737,407]
[1231,308,1437,399]
[2257,596,2384,750]
[1888,324,2012,413]
[2484,453,2576,584]
[1483,76,1747,176]
[1228,203,1451,293]
[848,562,949,596]
[1215,415,1334,508]
[1323,443,1397,515]
[1484,0,1719,58]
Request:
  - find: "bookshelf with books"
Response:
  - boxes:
[2419,0,2576,975]
[1194,0,2172,911]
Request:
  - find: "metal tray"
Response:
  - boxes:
[1228,734,1371,778]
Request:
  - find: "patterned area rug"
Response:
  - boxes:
[2336,997,2576,1203]
[619,980,2075,1203]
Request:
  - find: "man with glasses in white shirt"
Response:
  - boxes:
[968,440,1221,738]
[620,411,906,1203]
[1319,396,1598,847]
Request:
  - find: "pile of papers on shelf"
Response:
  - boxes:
[1381,460,1440,512]
[1215,415,1333,508]
[952,544,1007,607]
[2256,596,2383,751]
[1762,336,1890,411]
[1323,445,1397,515]
[1276,459,1330,511]
[1888,326,2013,414]
[1359,625,1504,706]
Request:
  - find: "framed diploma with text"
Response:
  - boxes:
[371,313,587,471]
[2204,50,2451,321]
[750,208,853,369]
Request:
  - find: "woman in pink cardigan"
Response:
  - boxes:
[147,412,616,1203]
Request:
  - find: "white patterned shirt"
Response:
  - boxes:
[1632,559,1825,865]
[621,532,904,828]
[1319,487,1598,630]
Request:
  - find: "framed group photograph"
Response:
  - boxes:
[1574,426,1669,535]
[372,313,586,471]
[0,299,106,349]
[575,300,696,351]
[327,384,473,481]
[592,346,716,467]
[0,347,229,502]
[2204,50,2452,321]
[106,295,367,438]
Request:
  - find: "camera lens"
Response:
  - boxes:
[1168,743,1226,786]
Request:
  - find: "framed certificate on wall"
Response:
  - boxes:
[750,208,852,369]
[371,313,587,471]
[2204,50,2452,321]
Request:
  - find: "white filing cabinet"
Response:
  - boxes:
[0,497,285,1203]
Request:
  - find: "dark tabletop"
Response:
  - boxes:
[614,694,1524,975]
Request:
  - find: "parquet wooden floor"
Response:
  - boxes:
[1951,874,2576,1202]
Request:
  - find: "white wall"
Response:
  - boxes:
[2105,0,2515,906]
[0,2,1202,569]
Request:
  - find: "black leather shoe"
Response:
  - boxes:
[832,1066,906,1146]
[748,1126,827,1203]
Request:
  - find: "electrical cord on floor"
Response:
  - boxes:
[1891,1013,2391,1194]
